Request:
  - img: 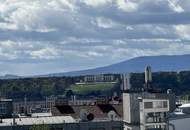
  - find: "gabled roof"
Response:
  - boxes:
[52,104,123,119]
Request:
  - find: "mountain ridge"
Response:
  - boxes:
[1,54,190,79]
[47,54,190,76]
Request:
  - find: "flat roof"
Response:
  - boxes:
[0,99,12,102]
[179,103,190,108]
[0,116,76,127]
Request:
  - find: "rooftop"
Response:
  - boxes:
[0,116,75,127]
[179,103,190,108]
[52,104,123,119]
[0,99,12,102]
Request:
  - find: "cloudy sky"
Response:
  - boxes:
[0,0,190,76]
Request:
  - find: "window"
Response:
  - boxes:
[145,112,167,123]
[144,101,168,109]
[163,101,168,108]
[89,128,105,130]
[154,101,168,108]
[112,127,121,130]
[154,101,163,108]
[144,102,153,109]
[0,103,6,115]
[146,124,167,130]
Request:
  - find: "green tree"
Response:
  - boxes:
[65,90,74,98]
[30,124,50,130]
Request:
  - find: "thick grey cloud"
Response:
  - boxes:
[0,0,190,75]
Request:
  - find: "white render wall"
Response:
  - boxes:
[169,117,190,130]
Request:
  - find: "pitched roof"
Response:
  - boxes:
[52,104,123,119]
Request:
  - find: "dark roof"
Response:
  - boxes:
[52,104,123,119]
[56,105,75,114]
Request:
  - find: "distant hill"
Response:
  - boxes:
[0,74,21,79]
[49,54,190,76]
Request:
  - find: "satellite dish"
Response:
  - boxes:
[80,109,88,121]
[108,110,117,121]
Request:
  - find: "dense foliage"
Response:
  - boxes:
[130,71,190,96]
[0,77,75,100]
[30,124,50,130]
[1,71,190,100]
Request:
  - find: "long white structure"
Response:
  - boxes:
[169,103,190,130]
[0,115,123,130]
[0,116,75,126]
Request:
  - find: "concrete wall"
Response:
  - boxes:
[123,93,141,124]
[168,93,176,112]
[0,121,123,130]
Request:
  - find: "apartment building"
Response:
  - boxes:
[0,99,13,118]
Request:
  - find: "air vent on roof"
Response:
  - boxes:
[80,109,94,122]
[80,109,88,121]
[108,110,117,121]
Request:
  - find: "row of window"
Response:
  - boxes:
[146,124,167,130]
[0,103,6,108]
[145,112,167,123]
[0,103,6,114]
[144,101,168,109]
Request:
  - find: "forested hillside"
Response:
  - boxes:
[131,71,190,96]
[0,77,75,100]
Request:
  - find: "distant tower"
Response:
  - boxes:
[144,66,152,91]
[24,95,27,115]
[122,73,131,91]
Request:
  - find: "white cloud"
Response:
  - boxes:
[168,0,184,13]
[0,0,77,32]
[116,0,138,12]
[0,0,189,75]
[174,24,190,40]
[30,47,60,59]
[82,0,112,7]
[94,17,119,29]
[86,51,103,57]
